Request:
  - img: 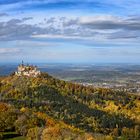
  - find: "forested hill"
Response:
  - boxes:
[0,73,140,140]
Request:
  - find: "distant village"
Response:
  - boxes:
[15,61,41,77]
[81,82,140,94]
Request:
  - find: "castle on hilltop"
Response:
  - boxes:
[15,61,41,77]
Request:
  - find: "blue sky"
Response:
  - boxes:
[0,0,140,63]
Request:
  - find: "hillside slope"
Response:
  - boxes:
[0,73,140,139]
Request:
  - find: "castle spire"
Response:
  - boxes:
[22,60,24,66]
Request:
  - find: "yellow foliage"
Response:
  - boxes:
[20,107,27,112]
[104,101,118,112]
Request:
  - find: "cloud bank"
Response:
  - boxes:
[0,15,140,43]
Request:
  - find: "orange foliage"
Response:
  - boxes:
[0,102,9,111]
[36,112,56,127]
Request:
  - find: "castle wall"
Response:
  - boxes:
[15,64,41,77]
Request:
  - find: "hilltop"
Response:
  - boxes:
[0,73,140,139]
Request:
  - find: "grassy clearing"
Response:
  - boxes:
[5,136,26,140]
[0,132,26,140]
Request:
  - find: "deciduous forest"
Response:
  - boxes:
[0,73,140,140]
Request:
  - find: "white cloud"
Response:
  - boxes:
[0,48,21,54]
